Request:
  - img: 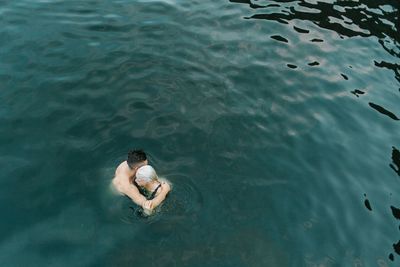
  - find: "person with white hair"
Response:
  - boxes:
[134,165,163,200]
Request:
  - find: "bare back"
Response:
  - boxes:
[112,161,134,193]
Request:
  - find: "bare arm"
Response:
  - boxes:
[145,181,171,210]
[117,177,148,207]
[116,176,171,214]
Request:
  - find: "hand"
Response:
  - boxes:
[142,200,153,211]
[161,181,171,192]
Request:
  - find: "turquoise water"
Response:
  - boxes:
[1,0,399,266]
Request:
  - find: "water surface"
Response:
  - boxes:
[0,0,399,266]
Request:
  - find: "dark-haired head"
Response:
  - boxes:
[127,149,147,169]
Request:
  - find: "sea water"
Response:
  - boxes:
[0,0,399,266]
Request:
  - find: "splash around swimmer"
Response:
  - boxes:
[112,149,171,215]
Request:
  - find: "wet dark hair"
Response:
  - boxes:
[127,149,147,169]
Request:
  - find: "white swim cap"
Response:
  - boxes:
[135,165,158,185]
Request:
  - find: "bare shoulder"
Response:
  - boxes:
[112,161,129,193]
[115,161,128,175]
[111,175,123,193]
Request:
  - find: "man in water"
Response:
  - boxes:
[112,149,170,214]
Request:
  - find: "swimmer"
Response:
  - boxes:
[135,165,166,200]
[112,149,171,214]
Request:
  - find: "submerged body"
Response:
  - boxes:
[112,159,170,215]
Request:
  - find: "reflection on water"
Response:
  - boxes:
[230,5,398,107]
[230,0,400,84]
[390,147,400,176]
[363,194,372,211]
[369,102,399,121]
[231,0,398,42]
[351,89,365,97]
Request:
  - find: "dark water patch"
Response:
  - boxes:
[0,74,13,83]
[293,26,309,34]
[6,19,26,25]
[351,89,365,97]
[128,101,154,111]
[270,35,288,43]
[378,38,400,58]
[230,0,281,9]
[247,0,395,40]
[229,0,265,9]
[161,174,203,215]
[389,253,394,261]
[364,199,372,211]
[287,64,297,69]
[341,74,348,80]
[394,241,400,255]
[60,32,85,40]
[363,194,372,211]
[374,148,400,261]
[231,0,399,67]
[46,40,64,48]
[374,60,400,83]
[310,38,323,43]
[308,61,319,66]
[86,24,133,33]
[390,147,400,176]
[369,102,400,121]
[247,14,288,24]
[66,8,94,14]
[391,206,400,220]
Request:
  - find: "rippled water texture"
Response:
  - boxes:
[0,0,399,266]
